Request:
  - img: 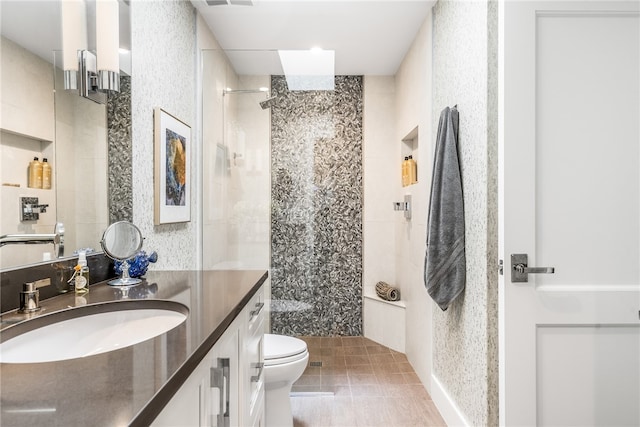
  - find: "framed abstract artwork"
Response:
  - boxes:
[154,108,190,224]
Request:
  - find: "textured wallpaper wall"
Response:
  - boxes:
[130,1,196,270]
[432,1,499,426]
[270,75,363,336]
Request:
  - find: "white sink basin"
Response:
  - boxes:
[0,301,188,364]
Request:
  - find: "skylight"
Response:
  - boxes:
[277,49,335,91]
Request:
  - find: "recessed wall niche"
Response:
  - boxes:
[402,126,419,186]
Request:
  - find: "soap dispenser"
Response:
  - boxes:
[74,251,90,295]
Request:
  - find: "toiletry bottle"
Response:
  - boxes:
[36,157,43,188]
[74,251,90,295]
[408,155,417,185]
[402,156,409,187]
[28,157,43,189]
[42,158,51,189]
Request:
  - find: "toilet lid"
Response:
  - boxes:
[264,334,307,360]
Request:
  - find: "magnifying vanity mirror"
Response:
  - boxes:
[101,221,143,287]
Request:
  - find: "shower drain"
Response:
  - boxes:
[309,361,323,367]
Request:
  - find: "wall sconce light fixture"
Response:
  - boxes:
[96,0,120,92]
[62,0,120,103]
[61,0,87,91]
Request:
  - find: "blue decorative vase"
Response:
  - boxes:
[114,251,158,278]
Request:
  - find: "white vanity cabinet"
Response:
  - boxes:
[151,325,239,427]
[152,283,267,427]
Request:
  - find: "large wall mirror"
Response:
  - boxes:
[0,0,132,270]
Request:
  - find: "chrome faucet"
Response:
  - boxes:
[0,222,65,258]
[18,278,51,313]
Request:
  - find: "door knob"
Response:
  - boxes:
[511,254,555,283]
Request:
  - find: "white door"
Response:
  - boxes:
[499,1,640,426]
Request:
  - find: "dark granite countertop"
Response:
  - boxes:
[0,269,268,427]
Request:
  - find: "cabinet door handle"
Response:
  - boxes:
[250,362,264,383]
[249,302,264,320]
[210,358,230,427]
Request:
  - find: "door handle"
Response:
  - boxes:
[514,265,554,274]
[511,254,555,283]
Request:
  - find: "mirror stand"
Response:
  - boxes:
[108,260,141,287]
[100,221,144,287]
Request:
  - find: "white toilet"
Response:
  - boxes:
[263,333,309,427]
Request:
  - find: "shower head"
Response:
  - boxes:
[259,96,277,110]
[222,87,275,109]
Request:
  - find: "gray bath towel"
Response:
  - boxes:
[425,106,465,311]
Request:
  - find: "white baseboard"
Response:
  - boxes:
[431,374,470,427]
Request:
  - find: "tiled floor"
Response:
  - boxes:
[290,336,446,427]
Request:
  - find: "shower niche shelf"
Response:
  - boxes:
[401,126,419,187]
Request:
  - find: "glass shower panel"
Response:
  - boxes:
[201,50,271,271]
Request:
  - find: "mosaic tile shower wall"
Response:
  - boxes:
[107,76,132,223]
[270,75,363,336]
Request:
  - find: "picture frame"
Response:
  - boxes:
[154,108,191,225]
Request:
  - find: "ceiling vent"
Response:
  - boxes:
[206,0,253,5]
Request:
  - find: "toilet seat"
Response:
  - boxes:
[264,334,308,367]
